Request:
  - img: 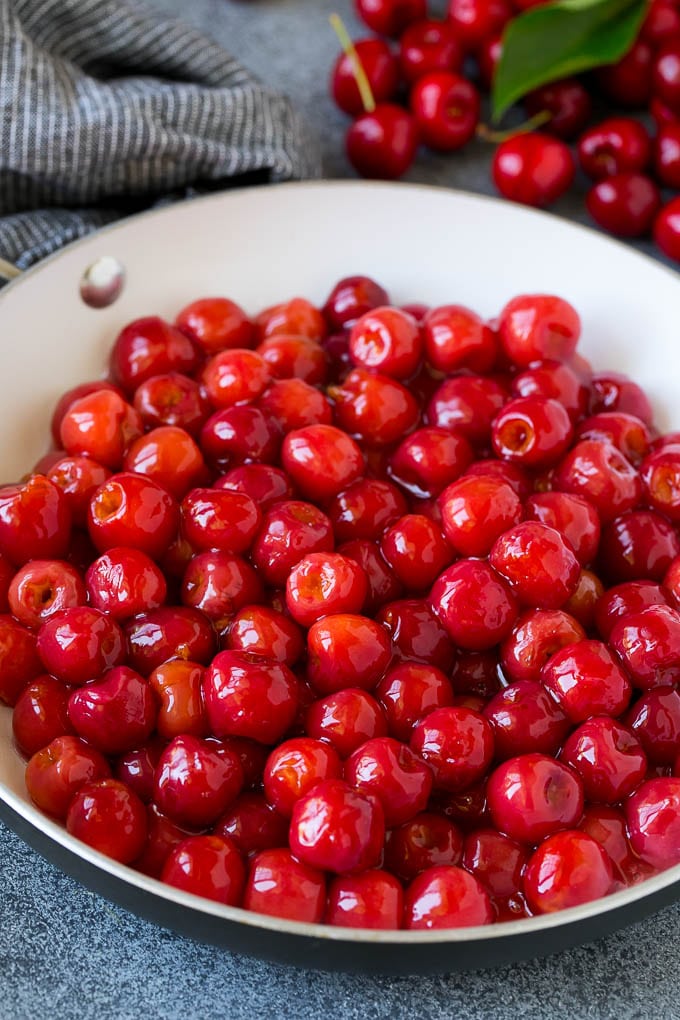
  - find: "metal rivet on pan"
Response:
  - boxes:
[79,256,125,309]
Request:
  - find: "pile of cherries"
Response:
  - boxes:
[4,277,680,931]
[331,0,680,262]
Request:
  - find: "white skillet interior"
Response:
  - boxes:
[1,180,680,945]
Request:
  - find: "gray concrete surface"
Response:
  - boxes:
[1,1,677,1017]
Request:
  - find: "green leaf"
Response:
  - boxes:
[491,0,650,121]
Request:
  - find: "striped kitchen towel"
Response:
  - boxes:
[0,0,322,271]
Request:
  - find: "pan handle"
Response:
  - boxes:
[0,258,21,283]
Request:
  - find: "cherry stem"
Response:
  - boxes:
[477,110,552,144]
[329,13,376,114]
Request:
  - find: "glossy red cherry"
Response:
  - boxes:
[132,371,210,437]
[641,443,680,522]
[589,371,653,423]
[490,522,580,610]
[85,546,167,620]
[492,133,575,208]
[492,396,574,468]
[355,0,427,37]
[255,297,326,343]
[523,831,614,914]
[586,173,660,238]
[36,606,125,686]
[148,660,207,740]
[337,539,402,613]
[599,510,680,584]
[326,870,404,929]
[626,686,680,766]
[423,304,496,375]
[203,650,299,745]
[50,380,124,447]
[332,37,400,117]
[578,411,651,468]
[110,316,198,392]
[654,122,680,190]
[499,609,585,686]
[346,104,419,181]
[463,827,528,901]
[25,735,110,819]
[400,19,463,84]
[244,848,325,922]
[512,360,589,423]
[427,374,506,445]
[12,675,74,758]
[180,487,260,556]
[654,38,680,112]
[385,812,463,881]
[381,514,452,592]
[115,739,164,803]
[289,778,385,873]
[541,639,632,722]
[525,492,600,567]
[225,605,303,667]
[256,335,328,386]
[323,275,390,331]
[47,455,111,527]
[0,616,43,706]
[7,559,85,631]
[498,294,580,368]
[411,72,480,152]
[626,777,680,870]
[154,734,243,828]
[349,306,422,379]
[0,475,71,566]
[595,580,668,641]
[487,753,584,844]
[251,500,334,588]
[554,439,642,523]
[200,405,281,470]
[447,0,511,51]
[430,559,518,650]
[285,551,368,627]
[330,367,420,447]
[306,613,392,694]
[346,736,433,826]
[561,716,647,805]
[263,737,342,817]
[67,778,147,864]
[162,834,245,905]
[329,478,407,543]
[134,804,192,879]
[404,865,493,928]
[201,348,271,409]
[654,196,680,261]
[524,78,591,140]
[410,706,494,792]
[577,118,651,180]
[390,427,473,499]
[438,475,522,558]
[642,0,680,45]
[611,604,680,690]
[377,598,455,670]
[375,662,453,741]
[175,296,254,354]
[305,687,388,758]
[68,666,156,755]
[282,424,364,503]
[484,680,571,760]
[88,472,179,560]
[125,606,216,674]
[214,792,289,856]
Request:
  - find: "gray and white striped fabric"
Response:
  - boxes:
[0,0,322,270]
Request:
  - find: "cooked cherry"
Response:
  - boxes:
[523,831,614,914]
[610,604,680,690]
[12,675,74,758]
[404,865,493,928]
[626,777,680,870]
[203,650,299,745]
[326,870,404,929]
[541,639,632,722]
[561,717,647,804]
[175,297,254,355]
[110,316,198,392]
[36,605,125,686]
[67,778,147,864]
[154,734,243,828]
[161,834,245,905]
[411,706,494,792]
[487,753,584,844]
[289,778,385,873]
[430,559,518,650]
[244,848,325,922]
[484,680,571,760]
[439,475,522,557]
[25,735,110,820]
[306,613,392,694]
[346,736,433,826]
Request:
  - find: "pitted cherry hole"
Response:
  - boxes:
[79,256,125,309]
